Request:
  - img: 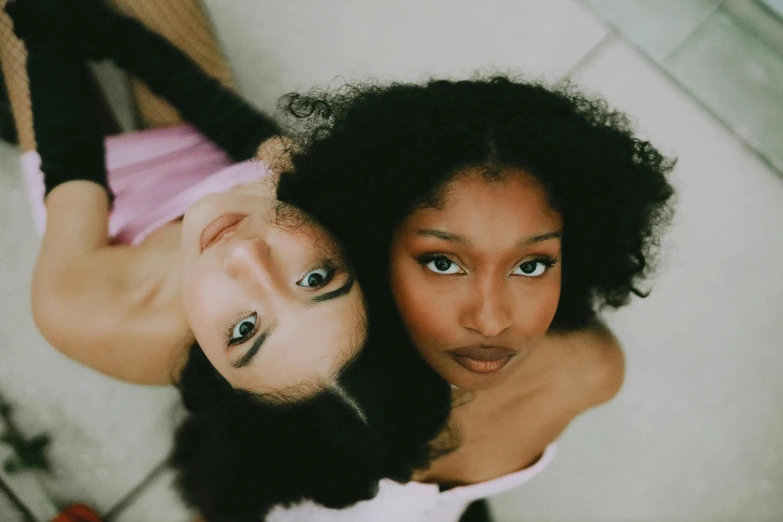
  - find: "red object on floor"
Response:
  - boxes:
[51,504,103,522]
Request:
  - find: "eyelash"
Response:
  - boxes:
[416,254,462,274]
[297,259,340,289]
[223,260,341,347]
[224,312,259,347]
[416,254,559,275]
[516,257,558,276]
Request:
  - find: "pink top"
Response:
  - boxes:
[268,443,557,522]
[22,124,269,244]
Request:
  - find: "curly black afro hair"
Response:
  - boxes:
[277,75,676,331]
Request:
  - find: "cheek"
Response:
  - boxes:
[180,268,205,322]
[390,262,453,345]
[180,269,226,344]
[517,278,561,337]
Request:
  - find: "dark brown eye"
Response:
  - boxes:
[229,313,258,344]
[419,255,462,274]
[297,267,335,288]
[435,258,451,271]
[239,321,253,336]
[513,260,548,277]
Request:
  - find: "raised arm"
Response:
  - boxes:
[9,0,281,161]
[6,3,179,384]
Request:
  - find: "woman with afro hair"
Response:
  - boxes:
[272,76,676,520]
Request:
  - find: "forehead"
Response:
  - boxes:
[406,168,562,232]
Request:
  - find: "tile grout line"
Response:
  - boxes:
[576,2,783,180]
[0,474,37,522]
[566,31,616,79]
[723,0,783,56]
[102,459,171,522]
[750,0,783,23]
[661,0,728,62]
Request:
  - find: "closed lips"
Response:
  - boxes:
[446,346,516,374]
[447,346,516,360]
[200,213,246,252]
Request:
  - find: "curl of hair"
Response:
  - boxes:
[277,76,676,330]
[171,332,450,521]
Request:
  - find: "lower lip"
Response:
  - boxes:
[199,213,246,252]
[449,354,514,374]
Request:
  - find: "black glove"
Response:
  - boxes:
[6,0,111,199]
[9,0,281,162]
[6,0,120,59]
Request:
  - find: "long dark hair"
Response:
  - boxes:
[171,313,450,521]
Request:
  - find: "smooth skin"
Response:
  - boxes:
[30,139,366,392]
[392,169,625,487]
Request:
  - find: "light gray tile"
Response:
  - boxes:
[723,0,783,58]
[582,0,722,59]
[0,142,185,514]
[111,466,195,522]
[493,39,783,522]
[759,0,783,18]
[0,488,27,522]
[203,0,608,112]
[667,9,783,173]
[0,454,58,522]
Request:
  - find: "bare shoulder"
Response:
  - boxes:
[31,234,189,385]
[547,319,625,412]
[577,320,625,406]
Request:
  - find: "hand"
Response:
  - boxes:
[6,0,121,59]
[5,0,61,52]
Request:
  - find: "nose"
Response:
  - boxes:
[459,274,513,338]
[223,238,282,292]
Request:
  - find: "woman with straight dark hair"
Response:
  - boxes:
[2,1,450,520]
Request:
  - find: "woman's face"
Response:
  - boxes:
[181,182,365,395]
[390,168,563,391]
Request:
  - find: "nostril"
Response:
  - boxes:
[223,238,276,284]
[461,295,513,337]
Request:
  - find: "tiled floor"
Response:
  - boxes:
[0,490,26,522]
[494,34,783,521]
[587,0,783,174]
[582,0,723,59]
[0,1,781,521]
[761,0,783,17]
[667,8,783,172]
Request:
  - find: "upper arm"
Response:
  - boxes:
[555,320,625,412]
[579,320,625,408]
[31,182,181,385]
[31,247,181,385]
[39,181,113,259]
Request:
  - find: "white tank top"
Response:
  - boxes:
[267,443,557,522]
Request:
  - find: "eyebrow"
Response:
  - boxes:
[307,275,355,305]
[232,322,278,369]
[231,276,356,369]
[415,229,562,247]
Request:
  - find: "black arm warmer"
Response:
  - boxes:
[26,47,109,199]
[90,14,281,161]
[10,0,280,166]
